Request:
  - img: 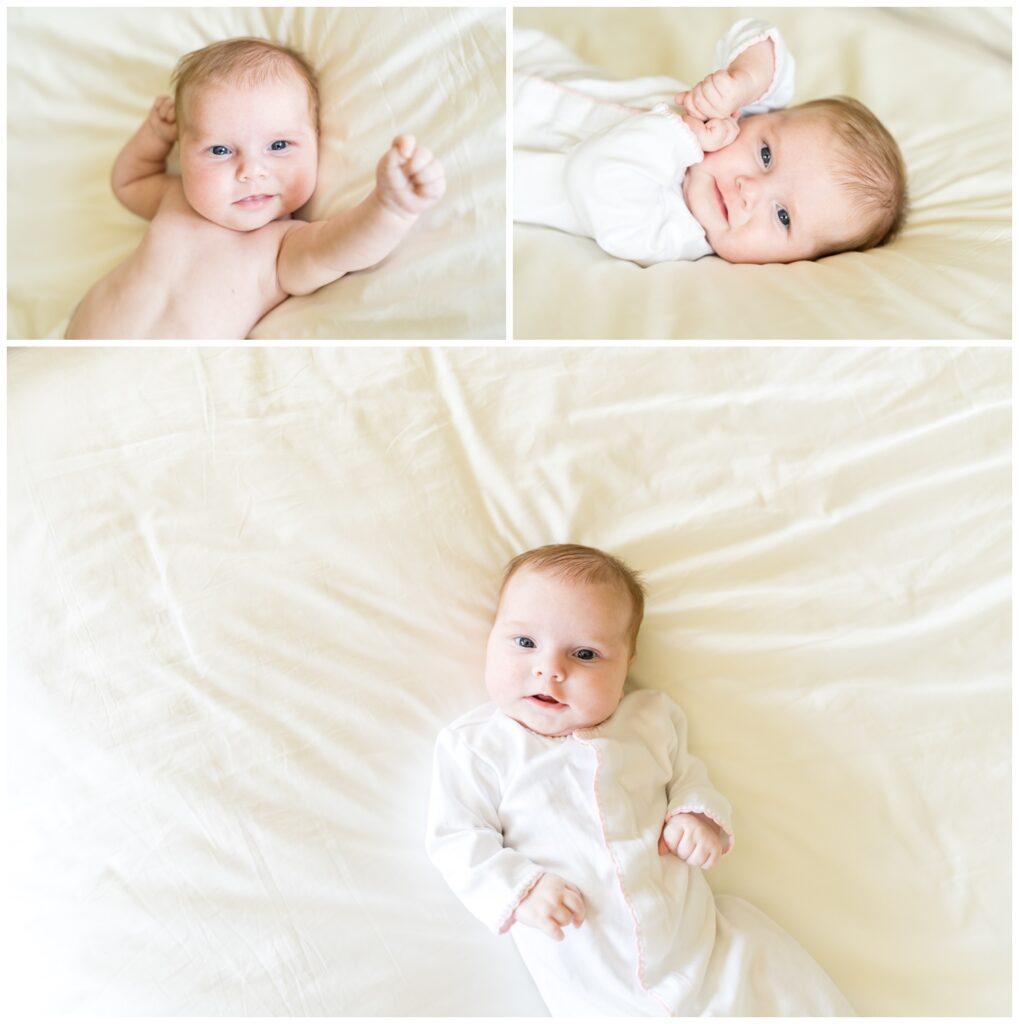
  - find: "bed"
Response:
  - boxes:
[7,345,1010,1015]
[512,7,1012,339]
[6,6,506,340]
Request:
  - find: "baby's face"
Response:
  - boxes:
[485,568,634,737]
[683,110,856,263]
[178,74,318,232]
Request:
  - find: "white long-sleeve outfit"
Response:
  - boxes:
[513,20,795,264]
[426,690,853,1016]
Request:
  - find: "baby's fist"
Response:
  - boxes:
[376,134,446,218]
[514,873,586,942]
[682,114,739,154]
[147,95,178,146]
[659,812,723,869]
[676,69,745,122]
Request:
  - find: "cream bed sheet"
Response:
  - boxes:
[6,7,505,340]
[7,346,1010,1015]
[512,7,1012,340]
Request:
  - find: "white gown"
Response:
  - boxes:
[426,689,853,1016]
[513,19,795,264]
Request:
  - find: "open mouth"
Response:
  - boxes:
[528,694,566,709]
[233,194,276,208]
[713,181,728,223]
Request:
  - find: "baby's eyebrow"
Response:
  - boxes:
[189,126,312,142]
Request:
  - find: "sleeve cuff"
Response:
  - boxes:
[496,869,545,934]
[667,805,735,855]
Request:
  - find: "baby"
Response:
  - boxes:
[66,37,446,339]
[426,544,854,1015]
[514,19,907,265]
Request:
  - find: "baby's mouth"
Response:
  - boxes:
[713,180,729,223]
[233,193,276,207]
[528,694,566,709]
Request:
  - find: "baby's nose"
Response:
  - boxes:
[533,657,565,682]
[735,175,759,207]
[237,156,267,180]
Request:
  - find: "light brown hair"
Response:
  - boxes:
[499,544,646,654]
[790,96,909,255]
[170,37,320,134]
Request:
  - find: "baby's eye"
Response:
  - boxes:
[777,206,791,230]
[269,140,290,152]
[209,145,231,157]
[574,649,598,661]
[760,143,772,169]
[514,636,536,649]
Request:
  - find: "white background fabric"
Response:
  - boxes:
[6,7,505,340]
[513,7,1012,339]
[7,346,1010,1015]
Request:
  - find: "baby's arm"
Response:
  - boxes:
[659,695,735,856]
[676,37,776,123]
[426,727,553,936]
[278,134,445,296]
[561,107,711,264]
[110,96,178,220]
[514,873,586,942]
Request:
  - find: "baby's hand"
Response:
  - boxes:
[681,114,739,154]
[146,95,178,147]
[676,69,748,123]
[677,38,775,123]
[514,873,586,942]
[658,812,722,870]
[375,134,446,218]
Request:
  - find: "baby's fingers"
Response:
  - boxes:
[153,95,175,123]
[705,116,739,148]
[699,72,731,115]
[675,90,702,120]
[392,133,416,160]
[411,160,444,185]
[677,88,708,122]
[378,144,410,186]
[686,843,711,868]
[411,161,446,199]
[407,144,434,175]
[561,886,586,928]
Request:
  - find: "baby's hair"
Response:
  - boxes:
[170,37,320,134]
[500,544,646,654]
[790,96,908,254]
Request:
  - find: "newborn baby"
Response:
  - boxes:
[514,19,907,264]
[426,544,854,1016]
[67,37,446,339]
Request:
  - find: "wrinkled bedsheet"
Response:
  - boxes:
[513,7,1012,339]
[7,7,505,339]
[7,346,1009,1014]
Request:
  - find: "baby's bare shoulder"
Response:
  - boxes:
[151,176,187,214]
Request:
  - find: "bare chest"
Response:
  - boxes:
[68,190,299,340]
[142,204,292,314]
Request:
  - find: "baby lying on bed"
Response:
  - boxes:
[66,37,446,339]
[426,544,854,1016]
[514,19,907,265]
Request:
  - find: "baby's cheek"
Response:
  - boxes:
[181,167,219,214]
